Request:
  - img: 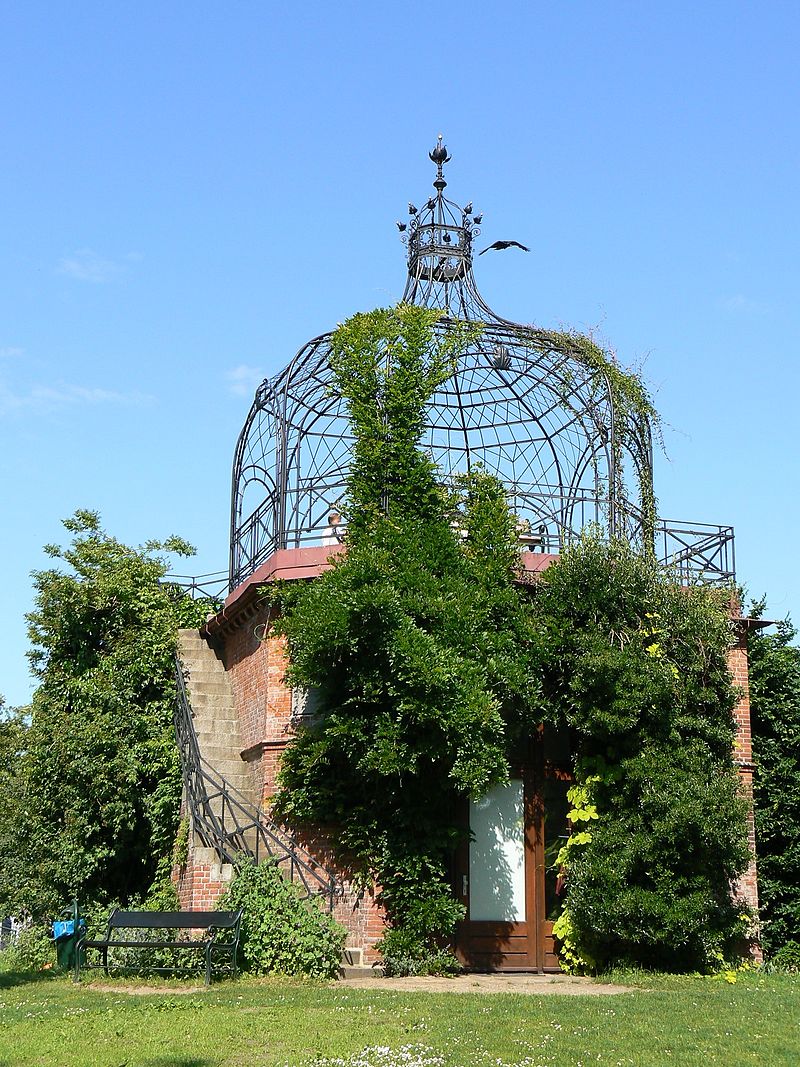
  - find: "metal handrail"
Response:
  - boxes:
[173,658,339,910]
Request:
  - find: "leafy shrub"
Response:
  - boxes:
[769,940,800,973]
[2,923,54,972]
[534,536,751,972]
[748,614,800,957]
[217,859,346,978]
[377,928,462,977]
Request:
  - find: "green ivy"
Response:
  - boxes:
[216,859,347,979]
[268,305,539,954]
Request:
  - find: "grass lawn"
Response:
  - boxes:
[0,969,797,1067]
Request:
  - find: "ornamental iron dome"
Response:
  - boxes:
[229,139,733,591]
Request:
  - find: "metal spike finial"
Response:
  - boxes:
[429,134,451,167]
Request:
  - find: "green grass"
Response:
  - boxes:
[0,968,797,1067]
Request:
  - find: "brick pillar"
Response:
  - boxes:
[729,622,761,960]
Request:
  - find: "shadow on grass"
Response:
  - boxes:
[0,967,63,990]
[136,1060,220,1067]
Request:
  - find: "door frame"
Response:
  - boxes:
[453,731,566,972]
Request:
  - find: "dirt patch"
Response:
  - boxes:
[85,983,207,995]
[336,974,633,995]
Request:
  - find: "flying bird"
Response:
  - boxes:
[479,240,530,255]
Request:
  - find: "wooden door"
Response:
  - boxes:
[454,772,540,970]
[454,733,570,972]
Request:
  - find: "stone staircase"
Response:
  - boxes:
[173,628,370,972]
[177,629,255,808]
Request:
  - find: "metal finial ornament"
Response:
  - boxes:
[429,134,451,167]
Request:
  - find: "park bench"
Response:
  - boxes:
[74,908,242,986]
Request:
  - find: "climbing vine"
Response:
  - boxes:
[268,305,538,964]
[536,328,661,546]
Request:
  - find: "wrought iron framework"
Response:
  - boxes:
[229,139,733,590]
[173,658,339,908]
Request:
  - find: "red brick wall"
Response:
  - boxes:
[729,628,760,956]
[224,605,269,754]
[173,847,233,911]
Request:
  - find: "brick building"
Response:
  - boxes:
[173,142,758,969]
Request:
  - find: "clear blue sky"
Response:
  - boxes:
[1,2,798,707]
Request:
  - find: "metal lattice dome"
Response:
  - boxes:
[229,139,653,590]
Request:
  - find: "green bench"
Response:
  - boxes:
[74,908,242,986]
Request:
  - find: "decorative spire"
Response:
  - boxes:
[400,137,490,318]
[429,134,451,190]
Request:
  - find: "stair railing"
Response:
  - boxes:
[173,657,339,910]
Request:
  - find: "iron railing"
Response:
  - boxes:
[163,571,230,604]
[655,520,735,584]
[173,658,339,910]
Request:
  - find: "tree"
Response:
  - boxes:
[0,697,27,911]
[271,306,539,951]
[532,536,751,971]
[748,611,800,957]
[1,511,209,918]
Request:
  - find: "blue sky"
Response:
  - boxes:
[1,2,798,707]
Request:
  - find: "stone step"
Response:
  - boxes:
[191,714,240,730]
[177,630,213,646]
[194,723,244,741]
[187,679,234,696]
[196,756,246,775]
[187,667,228,683]
[193,713,241,726]
[195,729,244,746]
[198,744,246,763]
[339,964,384,979]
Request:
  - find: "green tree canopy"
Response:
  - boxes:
[531,536,751,970]
[748,610,800,956]
[1,511,209,918]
